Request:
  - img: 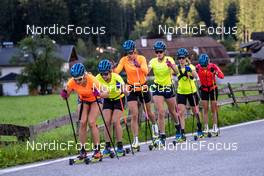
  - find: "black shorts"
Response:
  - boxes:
[77,96,103,105]
[200,88,218,101]
[152,85,175,99]
[103,97,125,111]
[127,90,151,103]
[177,93,199,106]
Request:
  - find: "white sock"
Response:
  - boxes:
[213,124,218,130]
[152,124,158,134]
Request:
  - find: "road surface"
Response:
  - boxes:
[1,120,264,176]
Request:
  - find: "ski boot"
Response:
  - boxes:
[203,125,212,138]
[102,147,115,158]
[69,148,88,165]
[88,150,103,163]
[149,136,165,151]
[211,125,220,137]
[116,147,126,157]
[173,133,186,145]
[194,130,204,141]
[132,139,140,152]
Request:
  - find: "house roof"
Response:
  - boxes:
[252,47,264,60]
[0,45,85,66]
[134,36,230,65]
[0,47,20,66]
[0,72,19,82]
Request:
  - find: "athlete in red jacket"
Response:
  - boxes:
[196,54,224,135]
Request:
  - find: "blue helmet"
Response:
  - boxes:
[122,40,135,53]
[70,63,85,78]
[176,48,189,58]
[153,41,166,51]
[199,54,209,67]
[98,59,112,73]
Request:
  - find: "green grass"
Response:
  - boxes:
[0,94,78,126]
[1,91,264,168]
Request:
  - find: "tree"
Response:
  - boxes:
[210,0,229,40]
[13,36,65,95]
[130,7,158,38]
[187,2,201,27]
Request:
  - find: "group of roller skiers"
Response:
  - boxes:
[60,39,224,160]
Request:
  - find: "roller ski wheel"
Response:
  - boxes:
[132,146,140,152]
[125,148,131,154]
[84,157,90,165]
[211,131,219,137]
[69,158,74,165]
[109,151,115,158]
[194,135,198,141]
[203,132,212,138]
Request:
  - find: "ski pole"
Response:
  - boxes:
[76,100,84,136]
[135,66,156,146]
[212,78,220,135]
[65,98,77,144]
[94,95,119,160]
[187,73,202,134]
[167,61,182,134]
[119,96,134,155]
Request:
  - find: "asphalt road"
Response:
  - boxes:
[1,120,264,176]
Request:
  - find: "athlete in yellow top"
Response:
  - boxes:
[60,63,108,159]
[114,40,158,149]
[167,48,204,141]
[96,59,128,157]
[148,41,180,146]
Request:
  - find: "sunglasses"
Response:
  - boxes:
[100,72,110,76]
[74,75,84,82]
[127,51,134,55]
[155,51,164,54]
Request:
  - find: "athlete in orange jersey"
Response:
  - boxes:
[114,40,158,149]
[61,63,108,159]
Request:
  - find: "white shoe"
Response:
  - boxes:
[212,124,219,134]
[132,138,139,148]
[152,124,159,138]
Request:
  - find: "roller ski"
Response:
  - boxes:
[69,149,103,165]
[210,125,220,137]
[149,135,166,151]
[115,147,127,157]
[173,133,186,145]
[203,126,212,138]
[102,147,115,159]
[194,131,205,141]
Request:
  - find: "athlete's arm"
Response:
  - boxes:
[213,64,224,79]
[140,56,148,75]
[113,58,124,74]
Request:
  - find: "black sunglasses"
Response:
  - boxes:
[100,72,110,76]
[74,76,84,82]
[155,51,164,54]
[127,51,134,55]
